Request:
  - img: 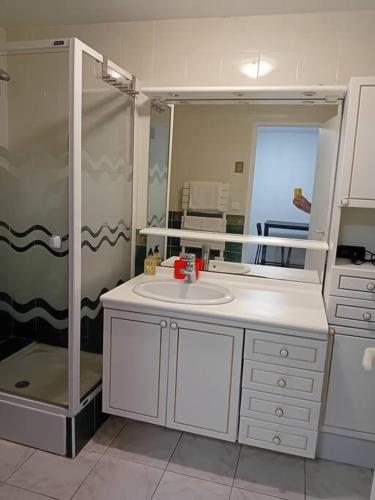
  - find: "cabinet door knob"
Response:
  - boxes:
[170,322,178,330]
[341,198,349,206]
[277,378,286,388]
[280,349,289,358]
[272,436,281,446]
[274,407,284,417]
[367,283,375,291]
[363,312,372,321]
[160,320,167,328]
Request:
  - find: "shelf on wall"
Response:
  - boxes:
[140,227,329,251]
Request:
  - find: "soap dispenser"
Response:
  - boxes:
[144,249,156,276]
[154,245,162,266]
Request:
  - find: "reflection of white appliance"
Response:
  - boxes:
[180,181,230,258]
[362,348,375,500]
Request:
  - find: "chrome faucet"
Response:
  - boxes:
[201,244,210,271]
[181,253,197,283]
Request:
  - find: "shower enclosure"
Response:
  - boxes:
[0,38,135,456]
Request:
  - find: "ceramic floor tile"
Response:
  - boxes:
[72,454,163,500]
[230,487,282,500]
[167,433,240,486]
[153,471,231,500]
[305,458,373,500]
[84,416,128,454]
[0,484,52,499]
[234,447,305,500]
[0,440,34,482]
[106,421,181,469]
[8,450,100,500]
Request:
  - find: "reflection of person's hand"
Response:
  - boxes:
[293,195,311,214]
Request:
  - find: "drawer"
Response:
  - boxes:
[240,389,321,430]
[328,296,375,331]
[242,361,324,402]
[244,330,326,371]
[239,417,318,458]
[331,266,375,300]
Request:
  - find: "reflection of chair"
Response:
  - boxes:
[255,223,263,264]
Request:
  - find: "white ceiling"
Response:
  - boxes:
[1,0,375,27]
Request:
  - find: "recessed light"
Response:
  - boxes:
[302,91,317,97]
[169,93,179,97]
[233,92,244,97]
[302,100,315,104]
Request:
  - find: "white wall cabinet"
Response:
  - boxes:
[339,79,375,208]
[324,334,375,439]
[166,319,243,441]
[102,310,169,425]
[103,310,243,441]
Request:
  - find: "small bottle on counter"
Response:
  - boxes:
[154,245,162,266]
[144,248,156,275]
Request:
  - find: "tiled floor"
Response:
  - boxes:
[0,417,373,500]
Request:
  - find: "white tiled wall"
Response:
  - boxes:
[4,9,375,86]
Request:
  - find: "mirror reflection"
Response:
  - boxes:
[147,102,340,281]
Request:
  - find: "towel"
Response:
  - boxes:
[182,216,224,232]
[188,181,222,210]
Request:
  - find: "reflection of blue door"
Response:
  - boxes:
[245,126,318,265]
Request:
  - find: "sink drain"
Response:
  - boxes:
[15,380,30,389]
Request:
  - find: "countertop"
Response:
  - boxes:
[101,267,329,339]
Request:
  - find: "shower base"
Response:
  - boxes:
[0,342,102,407]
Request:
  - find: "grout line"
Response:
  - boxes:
[68,452,103,499]
[231,443,242,487]
[231,485,286,500]
[5,447,37,483]
[150,430,184,499]
[2,483,58,499]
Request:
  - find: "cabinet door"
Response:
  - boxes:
[350,85,375,201]
[166,319,243,441]
[324,334,375,437]
[103,310,169,425]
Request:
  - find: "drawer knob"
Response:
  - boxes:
[275,407,284,417]
[363,312,372,321]
[367,283,375,291]
[160,320,167,328]
[170,322,178,330]
[280,349,289,358]
[277,378,286,388]
[272,436,281,446]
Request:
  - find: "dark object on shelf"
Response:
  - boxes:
[337,245,366,263]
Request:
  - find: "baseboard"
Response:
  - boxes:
[317,431,375,469]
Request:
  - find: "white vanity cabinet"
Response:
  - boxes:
[324,263,375,442]
[102,309,243,441]
[324,334,375,437]
[238,329,327,458]
[339,78,375,208]
[102,310,169,425]
[166,319,243,441]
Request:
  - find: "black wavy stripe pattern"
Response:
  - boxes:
[0,221,130,256]
[0,280,124,326]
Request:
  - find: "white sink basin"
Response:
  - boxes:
[132,279,234,305]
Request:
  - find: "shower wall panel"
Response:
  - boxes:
[80,53,133,357]
[0,52,70,348]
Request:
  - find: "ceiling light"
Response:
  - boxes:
[240,60,273,80]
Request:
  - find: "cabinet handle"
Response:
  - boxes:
[367,283,375,291]
[274,407,284,417]
[160,320,167,328]
[280,349,289,358]
[363,312,372,321]
[272,436,281,446]
[341,198,349,207]
[277,378,286,388]
[170,322,178,330]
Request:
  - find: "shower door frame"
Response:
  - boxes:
[0,38,135,422]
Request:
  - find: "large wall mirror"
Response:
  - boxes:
[146,99,341,283]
